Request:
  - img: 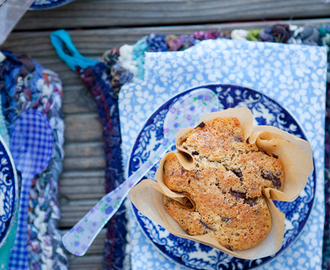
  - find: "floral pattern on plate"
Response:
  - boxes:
[0,136,18,248]
[128,84,315,270]
[30,0,74,10]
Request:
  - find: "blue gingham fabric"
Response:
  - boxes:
[8,110,53,270]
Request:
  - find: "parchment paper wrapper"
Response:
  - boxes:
[129,107,314,259]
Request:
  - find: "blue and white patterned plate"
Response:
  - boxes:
[0,135,18,248]
[29,0,74,10]
[128,84,315,270]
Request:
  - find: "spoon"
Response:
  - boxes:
[62,88,220,256]
[8,110,53,270]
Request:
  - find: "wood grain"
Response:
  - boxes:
[59,170,105,196]
[3,19,330,89]
[67,255,103,270]
[64,113,103,142]
[64,142,104,158]
[14,0,330,31]
[60,183,105,200]
[63,156,105,171]
[5,18,330,58]
[62,85,97,114]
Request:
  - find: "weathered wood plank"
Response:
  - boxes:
[62,85,97,114]
[60,170,105,179]
[3,18,330,90]
[64,142,104,158]
[62,142,105,171]
[59,175,105,199]
[64,113,103,142]
[41,17,330,85]
[4,18,330,59]
[60,184,105,199]
[66,255,103,270]
[59,171,104,196]
[14,0,330,31]
[63,156,105,171]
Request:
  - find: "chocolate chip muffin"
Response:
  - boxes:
[163,117,284,251]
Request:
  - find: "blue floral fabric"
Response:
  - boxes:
[119,38,327,270]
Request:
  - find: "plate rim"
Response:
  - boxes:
[29,0,74,10]
[127,83,316,269]
[0,134,18,248]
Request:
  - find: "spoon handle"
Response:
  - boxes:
[8,174,33,270]
[62,144,170,256]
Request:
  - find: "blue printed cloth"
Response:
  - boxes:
[118,38,327,270]
[8,110,53,270]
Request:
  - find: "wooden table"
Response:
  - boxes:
[2,0,330,269]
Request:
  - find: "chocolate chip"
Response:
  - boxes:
[196,121,205,129]
[215,178,221,190]
[229,189,246,200]
[221,217,232,223]
[261,169,281,189]
[234,136,243,142]
[232,168,243,178]
[224,245,233,251]
[192,151,199,155]
[244,197,258,207]
[262,151,270,157]
[199,220,215,231]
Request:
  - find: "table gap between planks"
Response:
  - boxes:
[2,0,330,268]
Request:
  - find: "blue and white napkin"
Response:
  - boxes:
[119,38,327,270]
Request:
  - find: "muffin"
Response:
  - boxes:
[163,117,284,251]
